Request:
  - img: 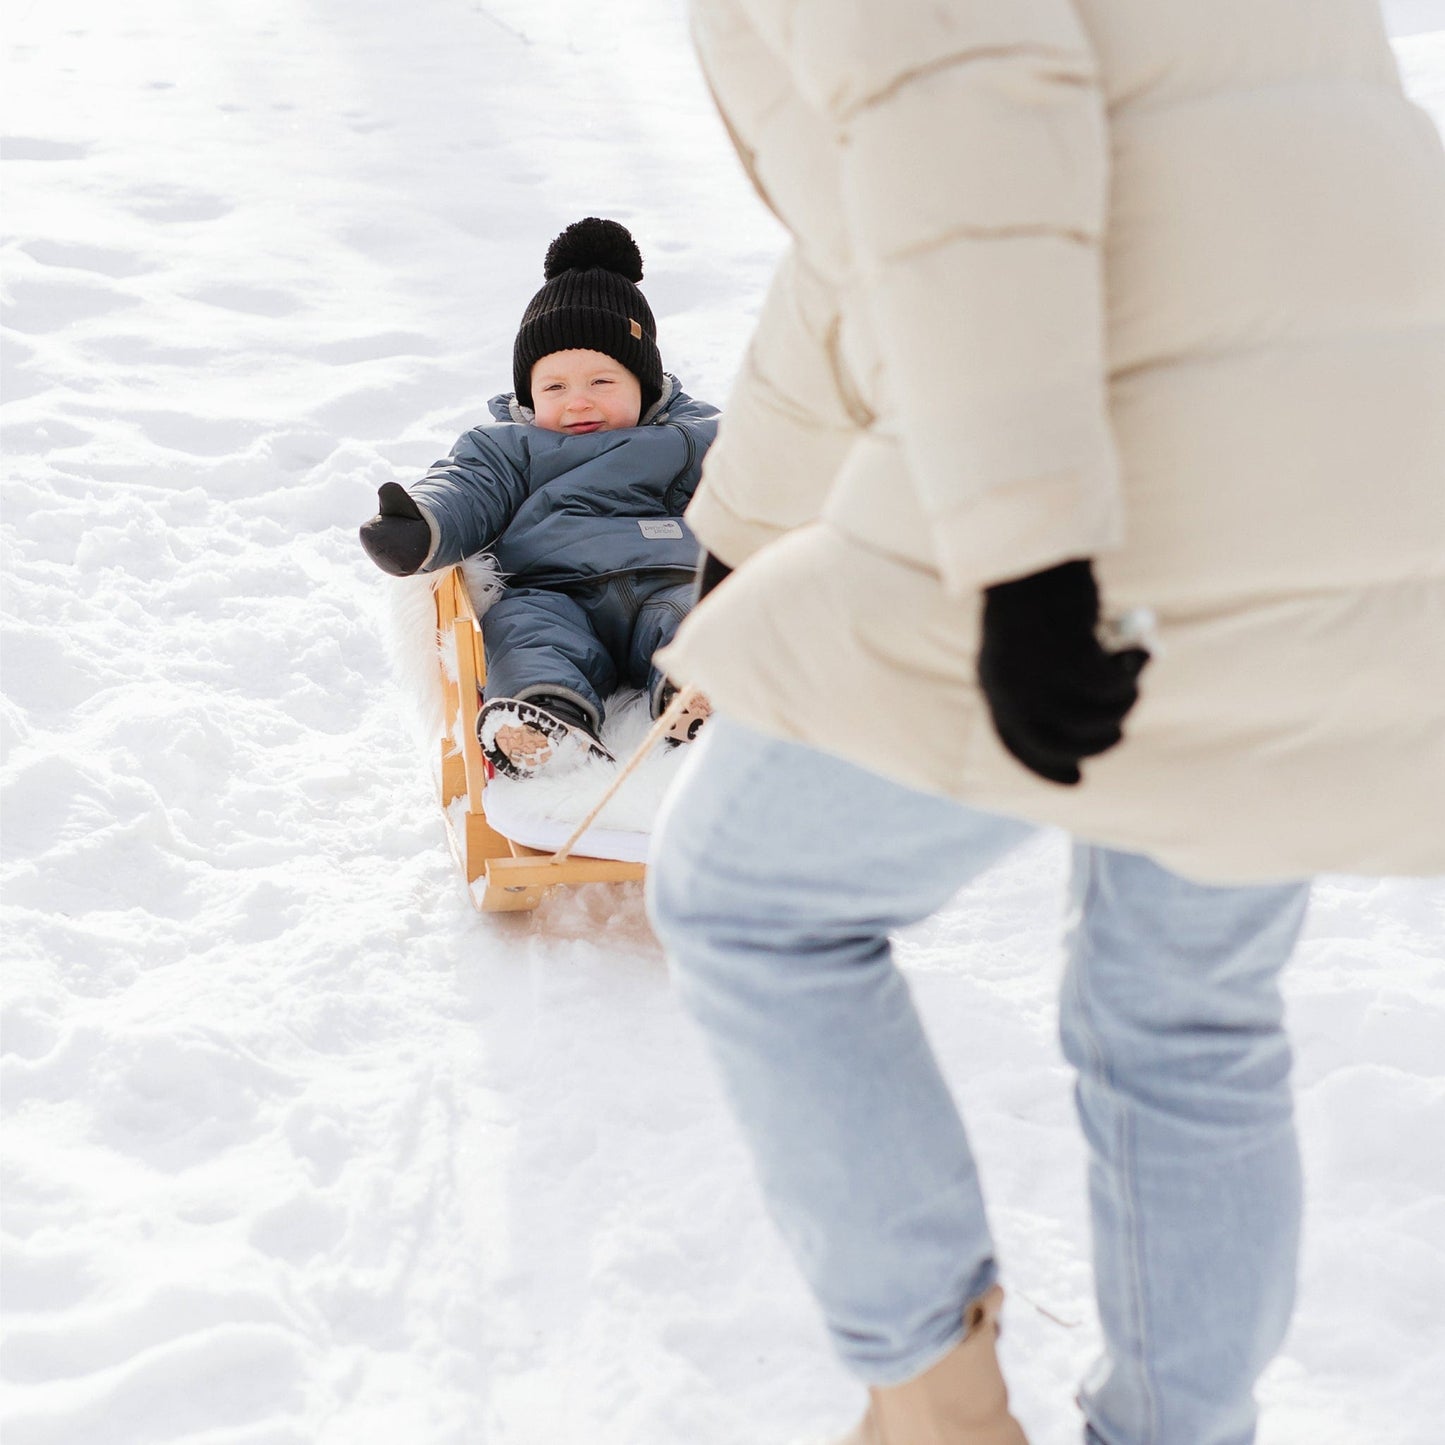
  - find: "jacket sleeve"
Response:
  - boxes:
[739,0,1124,593]
[407,428,530,573]
[684,244,860,568]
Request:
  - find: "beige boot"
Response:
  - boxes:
[832,1288,1028,1445]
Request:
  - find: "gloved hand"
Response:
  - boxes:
[694,549,733,605]
[978,559,1148,786]
[359,483,431,576]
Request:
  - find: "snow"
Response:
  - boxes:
[2,4,1442,1443]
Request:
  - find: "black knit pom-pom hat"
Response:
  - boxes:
[512,217,664,415]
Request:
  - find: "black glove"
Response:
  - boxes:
[359,483,431,576]
[694,549,733,605]
[978,559,1148,786]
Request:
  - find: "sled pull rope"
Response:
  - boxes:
[549,684,702,865]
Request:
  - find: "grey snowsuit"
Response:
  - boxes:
[409,376,720,732]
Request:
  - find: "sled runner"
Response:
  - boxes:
[433,566,649,912]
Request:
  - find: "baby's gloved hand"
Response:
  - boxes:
[978,559,1148,786]
[360,483,431,576]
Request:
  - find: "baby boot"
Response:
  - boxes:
[477,696,614,779]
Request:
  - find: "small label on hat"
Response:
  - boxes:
[628,318,643,339]
[638,520,683,540]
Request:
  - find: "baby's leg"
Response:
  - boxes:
[481,587,617,734]
[627,578,705,728]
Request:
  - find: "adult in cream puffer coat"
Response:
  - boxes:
[659,0,1445,884]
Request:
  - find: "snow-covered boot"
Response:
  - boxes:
[657,684,712,746]
[832,1289,1028,1445]
[477,696,615,780]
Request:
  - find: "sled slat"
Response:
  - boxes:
[440,741,467,807]
[484,855,646,889]
[478,879,548,911]
[436,572,459,630]
[449,620,487,814]
[450,568,487,686]
[462,809,514,877]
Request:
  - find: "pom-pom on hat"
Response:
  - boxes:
[512,217,664,416]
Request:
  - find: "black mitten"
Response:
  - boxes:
[694,549,733,605]
[978,559,1148,786]
[359,483,431,576]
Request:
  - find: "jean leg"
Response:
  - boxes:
[1060,847,1310,1445]
[648,716,1035,1383]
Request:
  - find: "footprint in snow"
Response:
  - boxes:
[92,1030,300,1174]
[188,283,303,318]
[0,1322,307,1445]
[0,629,102,715]
[2,418,92,454]
[284,1105,353,1188]
[133,408,263,456]
[83,332,219,366]
[0,1279,296,1386]
[312,330,434,364]
[21,239,153,278]
[123,184,232,223]
[2,277,142,335]
[0,997,63,1062]
[248,1191,347,1263]
[256,423,343,473]
[0,1241,102,1314]
[1,136,91,161]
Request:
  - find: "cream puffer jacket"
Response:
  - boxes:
[658,0,1445,883]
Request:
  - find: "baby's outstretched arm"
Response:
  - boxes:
[358,429,527,577]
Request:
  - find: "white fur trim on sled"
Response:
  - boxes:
[483,688,686,849]
[459,553,506,618]
[472,792,652,864]
[382,554,508,746]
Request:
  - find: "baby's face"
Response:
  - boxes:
[530,350,642,434]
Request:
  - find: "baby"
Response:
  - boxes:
[360,218,718,779]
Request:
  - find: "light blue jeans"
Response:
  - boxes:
[647,718,1310,1445]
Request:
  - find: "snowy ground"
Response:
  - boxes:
[3,4,1443,1443]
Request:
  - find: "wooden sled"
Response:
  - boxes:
[433,566,647,912]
